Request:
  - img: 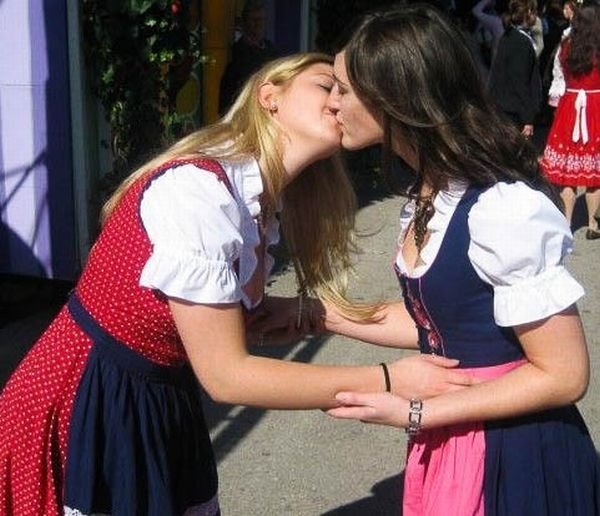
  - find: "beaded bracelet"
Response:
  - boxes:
[405,398,423,437]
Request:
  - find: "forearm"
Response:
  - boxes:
[173,298,470,412]
[323,300,419,349]
[422,360,588,429]
[423,311,589,428]
[202,355,386,409]
[171,297,390,408]
[329,309,590,429]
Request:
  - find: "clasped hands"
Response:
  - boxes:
[247,295,476,429]
[245,295,324,348]
[328,354,476,429]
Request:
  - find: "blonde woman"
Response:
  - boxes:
[0,53,470,516]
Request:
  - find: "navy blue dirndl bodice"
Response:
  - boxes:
[397,186,600,515]
[397,186,524,368]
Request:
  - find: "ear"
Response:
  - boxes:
[258,81,279,110]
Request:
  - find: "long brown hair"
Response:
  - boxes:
[342,3,557,203]
[566,4,600,76]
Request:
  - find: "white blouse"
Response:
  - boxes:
[396,181,584,327]
[138,158,280,309]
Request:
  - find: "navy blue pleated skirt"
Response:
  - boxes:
[63,295,219,516]
[484,407,600,515]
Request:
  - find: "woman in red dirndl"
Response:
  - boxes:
[540,4,600,239]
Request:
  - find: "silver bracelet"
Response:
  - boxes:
[405,398,423,437]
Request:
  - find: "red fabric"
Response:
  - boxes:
[0,159,228,515]
[541,49,600,187]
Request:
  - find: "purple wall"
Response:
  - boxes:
[0,0,76,279]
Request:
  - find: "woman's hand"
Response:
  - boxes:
[386,354,476,399]
[521,124,534,138]
[326,354,476,427]
[246,295,324,347]
[331,307,589,431]
[246,296,324,345]
[327,391,409,428]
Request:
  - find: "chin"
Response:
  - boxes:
[316,145,340,160]
[319,136,342,155]
[342,133,379,151]
[341,139,364,151]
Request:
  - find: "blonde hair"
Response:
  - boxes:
[102,52,377,319]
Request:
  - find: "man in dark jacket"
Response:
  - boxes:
[218,0,280,114]
[489,0,542,138]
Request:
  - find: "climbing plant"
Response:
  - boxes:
[82,0,202,190]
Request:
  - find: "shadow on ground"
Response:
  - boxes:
[571,194,600,233]
[0,275,72,386]
[322,472,404,516]
[201,333,331,460]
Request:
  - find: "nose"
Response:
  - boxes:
[326,86,340,115]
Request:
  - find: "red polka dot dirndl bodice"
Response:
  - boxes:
[0,159,229,516]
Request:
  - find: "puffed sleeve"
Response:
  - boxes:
[138,163,244,304]
[548,45,566,102]
[468,182,584,327]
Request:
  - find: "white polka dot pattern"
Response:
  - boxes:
[0,159,226,514]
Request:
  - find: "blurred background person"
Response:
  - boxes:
[218,0,280,114]
[472,0,505,68]
[540,0,570,94]
[540,2,600,239]
[489,0,543,139]
[547,0,579,106]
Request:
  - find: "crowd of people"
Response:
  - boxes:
[466,0,600,237]
[0,1,599,515]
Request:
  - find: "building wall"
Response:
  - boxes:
[0,0,309,280]
[0,0,77,279]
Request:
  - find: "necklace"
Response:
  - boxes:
[413,194,435,252]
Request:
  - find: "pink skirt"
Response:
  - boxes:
[403,359,525,516]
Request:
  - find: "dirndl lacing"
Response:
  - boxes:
[63,294,220,516]
[567,88,600,144]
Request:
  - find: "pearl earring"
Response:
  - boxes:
[269,103,278,113]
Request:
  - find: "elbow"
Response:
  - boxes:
[557,368,589,405]
[202,380,243,405]
[568,373,589,403]
[190,356,253,406]
[202,385,227,404]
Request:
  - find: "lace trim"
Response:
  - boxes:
[64,508,109,516]
[64,494,220,516]
[542,146,600,177]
